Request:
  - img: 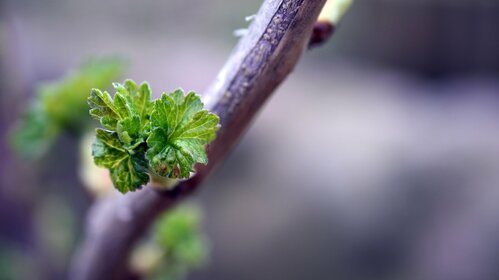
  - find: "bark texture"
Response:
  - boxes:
[69,1,327,279]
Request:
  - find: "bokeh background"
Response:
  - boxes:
[2,0,499,279]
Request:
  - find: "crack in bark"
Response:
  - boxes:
[215,0,305,118]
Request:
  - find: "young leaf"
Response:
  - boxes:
[40,57,126,130]
[155,205,207,267]
[88,89,122,130]
[89,82,220,193]
[113,80,153,128]
[88,80,153,193]
[10,57,125,160]
[88,80,153,149]
[130,204,207,280]
[10,104,59,159]
[146,90,220,178]
[92,129,149,193]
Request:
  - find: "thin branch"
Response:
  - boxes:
[308,0,352,48]
[69,0,327,279]
[309,20,336,48]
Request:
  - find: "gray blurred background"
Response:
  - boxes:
[2,0,499,279]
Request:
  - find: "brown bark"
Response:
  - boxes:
[69,1,328,279]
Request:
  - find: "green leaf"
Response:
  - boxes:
[88,80,153,193]
[88,80,152,146]
[89,82,219,193]
[141,204,207,280]
[10,57,125,160]
[88,89,122,130]
[88,80,152,149]
[92,129,149,193]
[146,90,220,178]
[113,80,153,127]
[10,104,59,160]
[41,57,126,130]
[155,205,207,266]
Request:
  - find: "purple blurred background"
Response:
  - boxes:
[2,0,499,279]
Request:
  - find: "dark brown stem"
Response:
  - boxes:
[309,20,336,48]
[69,0,327,279]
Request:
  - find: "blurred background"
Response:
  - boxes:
[2,0,499,279]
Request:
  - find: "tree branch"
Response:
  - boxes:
[69,0,327,279]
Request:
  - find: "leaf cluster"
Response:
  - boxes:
[132,205,208,280]
[154,205,207,272]
[11,58,125,159]
[89,80,219,193]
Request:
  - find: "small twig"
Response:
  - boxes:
[308,0,352,48]
[309,20,336,48]
[69,0,330,279]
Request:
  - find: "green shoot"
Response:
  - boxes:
[11,58,125,160]
[88,80,220,193]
